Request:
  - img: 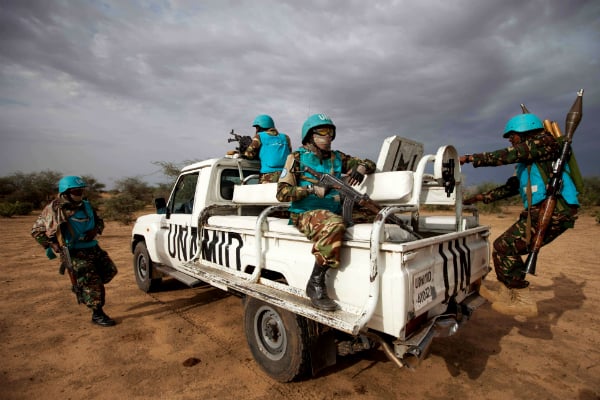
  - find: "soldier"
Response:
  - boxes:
[276,114,376,311]
[460,113,579,317]
[32,176,119,326]
[243,114,292,183]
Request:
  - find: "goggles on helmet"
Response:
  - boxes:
[312,127,334,137]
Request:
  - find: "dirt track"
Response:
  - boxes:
[1,207,599,400]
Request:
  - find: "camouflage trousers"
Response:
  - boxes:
[493,206,577,287]
[70,245,118,310]
[291,210,346,268]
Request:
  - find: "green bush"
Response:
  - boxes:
[0,202,16,218]
[13,201,33,215]
[102,194,146,225]
[0,201,34,217]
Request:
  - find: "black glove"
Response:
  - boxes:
[347,165,367,186]
[83,227,99,241]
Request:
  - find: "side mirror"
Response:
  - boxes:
[154,198,168,215]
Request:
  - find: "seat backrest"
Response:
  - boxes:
[232,182,282,205]
[376,136,424,172]
[358,170,414,204]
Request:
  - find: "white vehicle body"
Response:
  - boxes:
[131,137,490,381]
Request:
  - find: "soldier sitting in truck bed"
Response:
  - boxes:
[276,113,375,311]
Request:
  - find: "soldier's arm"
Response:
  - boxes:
[276,154,310,202]
[338,151,376,174]
[472,132,559,167]
[242,134,261,160]
[480,176,520,203]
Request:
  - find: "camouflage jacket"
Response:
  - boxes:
[472,131,559,168]
[276,144,376,202]
[31,196,104,248]
[473,131,560,204]
[243,128,292,160]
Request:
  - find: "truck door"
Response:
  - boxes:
[156,171,200,268]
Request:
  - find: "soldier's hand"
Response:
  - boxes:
[460,155,473,165]
[463,194,483,205]
[306,184,330,198]
[347,164,367,186]
[83,227,99,241]
[45,247,57,260]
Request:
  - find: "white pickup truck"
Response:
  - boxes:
[131,136,490,382]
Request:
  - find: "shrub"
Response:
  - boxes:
[0,202,16,218]
[0,201,34,217]
[102,193,146,225]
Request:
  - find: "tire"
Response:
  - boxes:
[133,242,162,292]
[244,297,311,382]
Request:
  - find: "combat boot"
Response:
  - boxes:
[91,307,116,327]
[491,286,538,317]
[478,279,503,303]
[306,263,338,311]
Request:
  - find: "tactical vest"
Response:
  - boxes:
[258,132,290,173]
[65,200,98,249]
[288,148,343,215]
[516,163,579,208]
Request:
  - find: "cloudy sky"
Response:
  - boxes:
[1,0,599,189]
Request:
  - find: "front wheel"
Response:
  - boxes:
[133,242,162,292]
[243,297,311,382]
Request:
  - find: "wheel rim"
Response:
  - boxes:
[253,305,287,361]
[136,252,149,280]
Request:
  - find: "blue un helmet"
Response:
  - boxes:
[301,113,336,144]
[58,175,87,194]
[252,114,275,130]
[503,114,544,138]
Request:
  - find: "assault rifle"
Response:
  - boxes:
[227,129,253,154]
[523,89,583,275]
[57,227,83,304]
[303,165,422,240]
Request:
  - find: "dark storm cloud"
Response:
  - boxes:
[1,0,598,187]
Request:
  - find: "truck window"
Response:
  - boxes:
[220,168,259,200]
[170,172,199,214]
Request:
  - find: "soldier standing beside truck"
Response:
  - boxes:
[460,112,580,317]
[276,113,375,311]
[31,176,118,327]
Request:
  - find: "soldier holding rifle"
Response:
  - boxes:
[276,113,375,311]
[460,91,583,317]
[31,176,118,327]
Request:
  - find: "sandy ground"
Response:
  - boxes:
[1,206,599,400]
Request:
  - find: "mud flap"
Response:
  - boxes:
[309,329,336,376]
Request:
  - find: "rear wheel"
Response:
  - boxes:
[243,297,311,382]
[133,242,162,292]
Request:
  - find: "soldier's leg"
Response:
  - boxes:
[72,248,116,326]
[492,213,530,288]
[296,210,345,268]
[295,210,345,311]
[489,212,538,317]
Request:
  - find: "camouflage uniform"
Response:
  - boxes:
[243,128,292,183]
[277,144,376,268]
[471,130,578,287]
[32,196,118,309]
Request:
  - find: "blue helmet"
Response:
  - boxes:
[252,114,275,129]
[58,175,87,194]
[301,113,336,144]
[503,114,544,138]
